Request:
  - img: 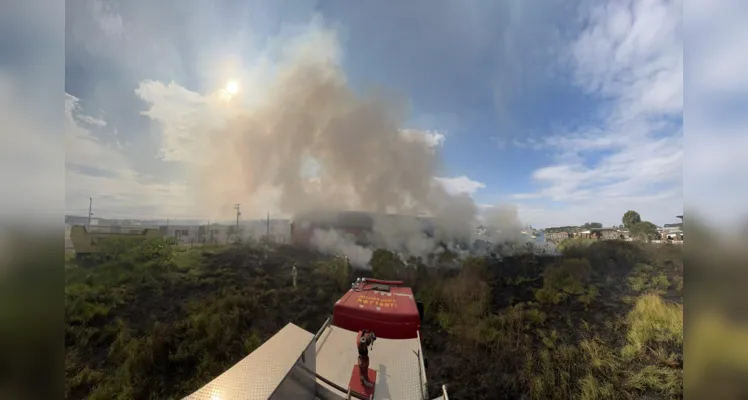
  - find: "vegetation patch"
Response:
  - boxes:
[628,263,671,294]
[66,237,685,400]
[65,240,343,399]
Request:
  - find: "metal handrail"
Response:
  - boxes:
[300,363,369,400]
[415,331,428,399]
[313,317,332,342]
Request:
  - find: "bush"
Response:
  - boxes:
[443,267,490,321]
[88,237,177,272]
[314,256,350,292]
[561,258,592,284]
[557,237,596,256]
[535,286,568,305]
[370,249,403,280]
[628,263,671,294]
[534,258,599,308]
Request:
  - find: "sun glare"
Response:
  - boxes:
[225,80,239,95]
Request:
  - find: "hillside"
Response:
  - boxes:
[65,238,683,399]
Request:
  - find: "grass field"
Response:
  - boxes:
[65,237,684,399]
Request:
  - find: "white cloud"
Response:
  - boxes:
[510,0,683,227]
[434,176,486,196]
[399,129,446,149]
[64,16,485,224]
[65,94,129,171]
[516,191,681,228]
[65,93,200,220]
[134,80,236,164]
[570,0,683,118]
[511,137,543,150]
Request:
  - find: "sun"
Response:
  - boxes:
[225,80,239,95]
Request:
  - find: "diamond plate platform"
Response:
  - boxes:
[184,323,316,400]
[348,366,376,399]
[315,325,426,400]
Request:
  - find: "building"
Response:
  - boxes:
[546,231,570,242]
[660,226,683,241]
[591,228,621,240]
[158,224,239,245]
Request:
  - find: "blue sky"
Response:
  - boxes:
[55,0,688,227]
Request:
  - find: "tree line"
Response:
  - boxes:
[543,210,663,241]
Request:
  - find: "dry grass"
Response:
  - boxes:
[622,294,683,358]
[419,241,684,400]
[66,239,686,400]
[65,240,341,399]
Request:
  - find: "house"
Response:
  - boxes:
[590,228,621,240]
[660,227,683,241]
[159,224,237,245]
[158,225,211,244]
[546,231,570,242]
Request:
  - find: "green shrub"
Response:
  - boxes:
[314,256,350,292]
[561,258,592,284]
[628,263,672,294]
[95,237,176,267]
[370,249,403,280]
[535,286,567,305]
[557,237,596,256]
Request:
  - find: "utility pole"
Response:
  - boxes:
[266,211,270,243]
[87,197,93,230]
[234,204,241,243]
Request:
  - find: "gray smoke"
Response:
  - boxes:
[309,228,373,268]
[481,204,526,244]
[193,24,481,261]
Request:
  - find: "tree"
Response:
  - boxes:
[622,210,642,229]
[583,222,603,229]
[630,221,658,241]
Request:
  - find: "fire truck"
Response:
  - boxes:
[184,278,449,400]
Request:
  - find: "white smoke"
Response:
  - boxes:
[481,204,527,244]
[309,228,373,268]
[369,214,440,259]
[176,22,481,260]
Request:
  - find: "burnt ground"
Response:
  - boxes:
[417,245,683,400]
[65,244,346,399]
[65,240,683,400]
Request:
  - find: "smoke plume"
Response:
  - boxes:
[188,24,483,261]
[482,204,526,243]
[309,228,373,268]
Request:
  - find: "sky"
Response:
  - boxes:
[12,0,748,230]
[57,0,689,228]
